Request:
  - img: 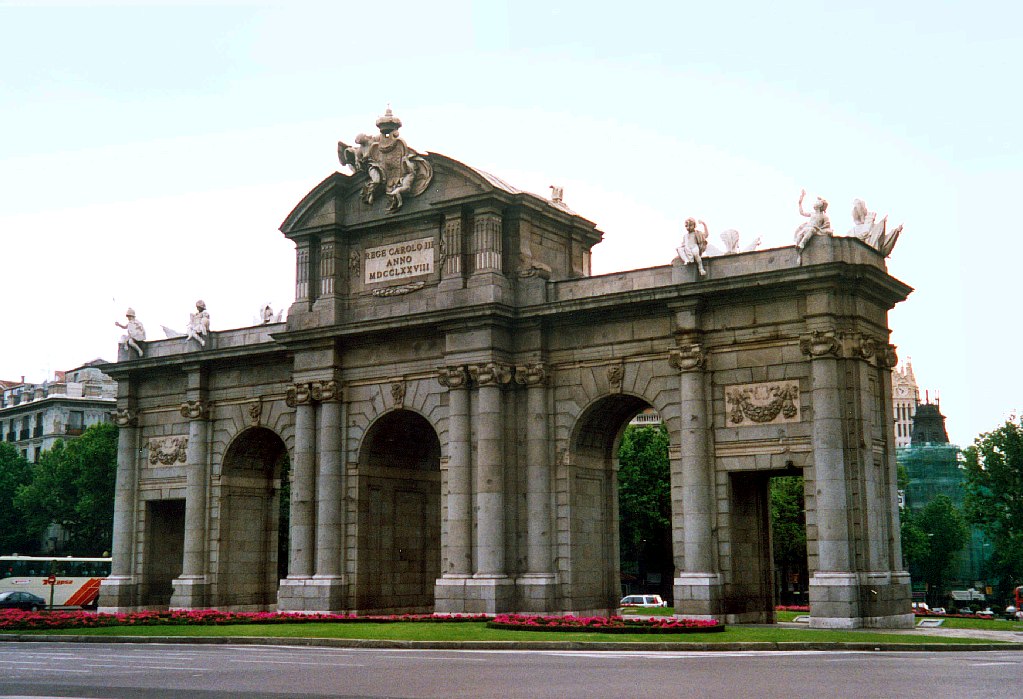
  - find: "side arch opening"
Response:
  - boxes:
[355,409,441,613]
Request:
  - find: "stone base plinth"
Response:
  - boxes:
[277,577,343,612]
[515,574,557,613]
[96,575,138,612]
[169,576,208,609]
[435,574,515,614]
[674,572,724,620]
[808,571,913,629]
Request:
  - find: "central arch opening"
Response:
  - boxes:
[356,409,441,614]
[568,394,665,614]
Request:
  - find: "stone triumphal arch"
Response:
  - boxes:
[99,111,913,628]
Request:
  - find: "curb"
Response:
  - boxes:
[2,635,1022,652]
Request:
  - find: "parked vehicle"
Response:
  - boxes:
[930,607,946,615]
[619,594,668,608]
[0,591,46,611]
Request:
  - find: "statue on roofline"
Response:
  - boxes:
[848,198,903,258]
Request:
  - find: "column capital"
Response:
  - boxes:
[310,380,342,403]
[111,408,138,428]
[286,382,314,407]
[514,363,549,387]
[179,400,211,421]
[437,365,470,389]
[669,343,706,372]
[799,330,840,359]
[470,362,513,387]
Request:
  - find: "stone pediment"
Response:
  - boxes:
[280,153,591,236]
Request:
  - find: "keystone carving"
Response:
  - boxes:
[515,363,549,387]
[390,380,406,408]
[669,343,706,372]
[111,408,138,428]
[179,400,210,420]
[148,436,187,465]
[469,363,513,387]
[437,366,469,389]
[725,381,801,426]
[799,330,840,358]
[248,402,262,426]
[607,364,624,392]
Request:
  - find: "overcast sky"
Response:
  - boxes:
[1,1,1019,447]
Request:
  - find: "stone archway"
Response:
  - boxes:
[216,427,287,610]
[355,409,441,614]
[565,394,657,614]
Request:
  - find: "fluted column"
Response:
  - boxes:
[288,383,316,579]
[469,362,512,576]
[800,332,851,573]
[179,400,211,580]
[442,211,463,279]
[313,381,343,580]
[671,344,713,574]
[438,366,472,576]
[516,363,552,576]
[472,209,503,274]
[108,408,139,578]
[98,407,140,610]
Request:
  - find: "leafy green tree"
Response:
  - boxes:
[963,416,1023,599]
[617,424,672,597]
[0,443,43,554]
[15,422,118,555]
[914,495,968,606]
[899,507,930,574]
[770,475,808,603]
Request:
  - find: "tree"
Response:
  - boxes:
[617,424,673,598]
[15,422,118,555]
[914,495,969,606]
[0,443,42,554]
[770,475,808,604]
[963,415,1023,599]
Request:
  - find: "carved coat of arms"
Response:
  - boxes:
[338,108,434,213]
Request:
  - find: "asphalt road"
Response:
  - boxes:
[0,642,1020,699]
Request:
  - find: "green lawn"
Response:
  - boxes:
[621,606,675,616]
[7,621,992,645]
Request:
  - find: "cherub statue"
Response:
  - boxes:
[114,308,146,357]
[794,189,833,261]
[385,152,418,212]
[848,198,903,257]
[338,133,385,204]
[186,299,210,348]
[677,218,709,276]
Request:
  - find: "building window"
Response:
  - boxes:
[33,413,43,438]
[20,416,30,440]
[67,411,84,436]
[32,447,40,463]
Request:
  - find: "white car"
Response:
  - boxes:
[619,594,668,608]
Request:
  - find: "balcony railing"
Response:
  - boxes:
[65,426,84,436]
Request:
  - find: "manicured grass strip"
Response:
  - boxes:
[621,607,675,617]
[7,622,992,645]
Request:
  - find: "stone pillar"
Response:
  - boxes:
[278,382,317,611]
[291,384,317,577]
[98,407,140,611]
[435,366,472,612]
[515,363,556,611]
[312,380,346,609]
[171,399,211,608]
[670,343,722,619]
[294,242,311,302]
[466,362,514,612]
[801,331,859,627]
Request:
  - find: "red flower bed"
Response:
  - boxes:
[487,614,724,634]
[0,609,487,632]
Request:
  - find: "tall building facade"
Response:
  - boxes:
[0,360,117,463]
[892,361,920,448]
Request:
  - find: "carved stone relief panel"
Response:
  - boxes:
[724,380,801,427]
[148,436,188,466]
